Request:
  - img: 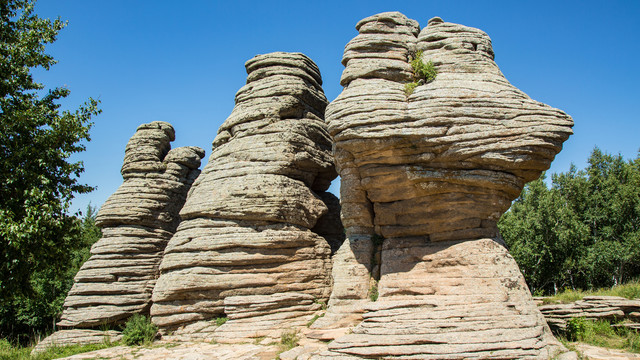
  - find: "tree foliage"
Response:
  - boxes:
[0,206,101,343]
[0,0,100,342]
[499,148,640,294]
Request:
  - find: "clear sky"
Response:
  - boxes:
[30,0,640,214]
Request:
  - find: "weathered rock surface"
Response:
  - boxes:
[574,343,640,360]
[150,52,340,340]
[538,296,640,330]
[315,12,574,359]
[56,122,204,330]
[32,329,122,354]
[55,342,281,360]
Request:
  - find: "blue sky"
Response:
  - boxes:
[31,0,640,214]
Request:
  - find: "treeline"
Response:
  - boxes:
[0,206,101,343]
[498,148,640,295]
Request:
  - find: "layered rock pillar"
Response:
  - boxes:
[150,52,341,342]
[314,12,575,359]
[36,121,204,350]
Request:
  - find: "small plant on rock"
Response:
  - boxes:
[307,313,325,327]
[369,282,379,302]
[280,329,299,351]
[405,50,437,95]
[215,316,228,326]
[122,314,158,346]
[565,317,587,341]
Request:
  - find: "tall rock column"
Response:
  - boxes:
[315,12,575,359]
[151,52,340,342]
[35,121,204,351]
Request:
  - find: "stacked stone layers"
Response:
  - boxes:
[328,13,573,242]
[151,52,340,339]
[58,122,204,328]
[318,12,574,359]
[539,296,640,330]
[314,239,565,359]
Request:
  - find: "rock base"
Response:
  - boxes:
[32,329,122,354]
[313,238,574,359]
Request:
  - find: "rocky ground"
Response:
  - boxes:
[56,340,640,360]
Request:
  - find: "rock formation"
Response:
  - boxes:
[36,122,204,350]
[150,52,341,342]
[311,12,575,359]
[538,296,640,331]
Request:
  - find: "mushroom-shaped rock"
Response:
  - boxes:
[312,12,574,360]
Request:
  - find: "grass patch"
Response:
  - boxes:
[314,299,327,311]
[253,336,267,345]
[122,314,158,346]
[543,280,640,304]
[307,312,325,327]
[404,82,418,96]
[0,338,118,360]
[214,317,228,327]
[280,330,299,351]
[562,317,640,353]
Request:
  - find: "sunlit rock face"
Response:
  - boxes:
[56,122,204,329]
[150,52,342,341]
[313,12,574,359]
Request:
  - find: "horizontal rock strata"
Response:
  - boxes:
[538,296,640,330]
[58,122,203,330]
[314,239,566,359]
[318,11,574,359]
[151,52,340,341]
[32,329,122,354]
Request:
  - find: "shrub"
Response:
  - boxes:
[121,314,157,346]
[410,51,437,83]
[369,283,379,302]
[565,317,587,341]
[404,50,437,95]
[215,317,228,326]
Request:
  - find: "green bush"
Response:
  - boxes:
[410,51,437,83]
[563,317,640,353]
[565,317,587,341]
[215,317,228,326]
[404,50,437,95]
[369,283,379,302]
[121,314,157,346]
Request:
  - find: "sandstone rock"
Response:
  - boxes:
[53,122,204,332]
[53,342,281,360]
[32,329,122,354]
[151,52,340,341]
[317,11,574,359]
[539,296,640,330]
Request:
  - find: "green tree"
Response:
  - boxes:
[0,0,100,341]
[499,148,640,294]
[0,206,102,343]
